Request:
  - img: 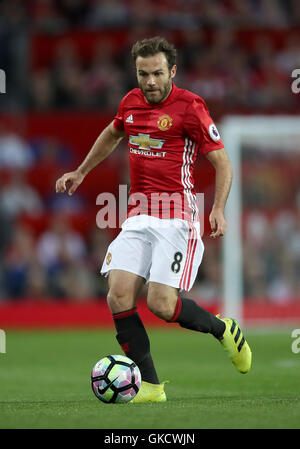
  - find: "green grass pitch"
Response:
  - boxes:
[0,327,300,429]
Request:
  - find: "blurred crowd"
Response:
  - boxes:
[0,0,300,112]
[0,118,120,300]
[0,0,299,303]
[243,209,300,303]
[2,0,300,30]
[241,147,300,303]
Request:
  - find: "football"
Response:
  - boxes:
[91,355,141,403]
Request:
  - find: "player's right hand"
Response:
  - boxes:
[55,170,84,196]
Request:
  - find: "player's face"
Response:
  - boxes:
[136,53,176,104]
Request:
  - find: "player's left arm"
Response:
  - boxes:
[205,148,233,238]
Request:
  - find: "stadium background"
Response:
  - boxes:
[0,0,299,328]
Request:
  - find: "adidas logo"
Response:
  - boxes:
[126,114,134,124]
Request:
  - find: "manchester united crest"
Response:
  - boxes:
[157,114,173,131]
[106,252,112,265]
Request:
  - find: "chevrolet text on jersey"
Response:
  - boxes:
[130,148,167,157]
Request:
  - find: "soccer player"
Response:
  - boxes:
[56,37,252,403]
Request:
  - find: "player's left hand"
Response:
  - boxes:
[209,208,227,238]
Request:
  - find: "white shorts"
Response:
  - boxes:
[100,215,204,292]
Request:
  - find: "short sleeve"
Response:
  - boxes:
[183,98,224,154]
[113,97,125,132]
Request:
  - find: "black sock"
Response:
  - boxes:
[169,297,225,339]
[113,307,160,384]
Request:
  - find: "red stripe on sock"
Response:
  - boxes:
[113,307,137,320]
[120,342,130,353]
[169,298,182,322]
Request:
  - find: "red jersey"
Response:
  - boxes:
[113,83,224,222]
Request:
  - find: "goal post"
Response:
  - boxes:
[220,115,300,325]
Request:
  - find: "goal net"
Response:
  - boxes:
[221,116,300,327]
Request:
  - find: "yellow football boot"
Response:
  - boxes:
[218,316,252,374]
[130,381,167,403]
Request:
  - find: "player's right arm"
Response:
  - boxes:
[55,121,125,196]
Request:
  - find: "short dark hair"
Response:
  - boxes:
[131,36,177,72]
